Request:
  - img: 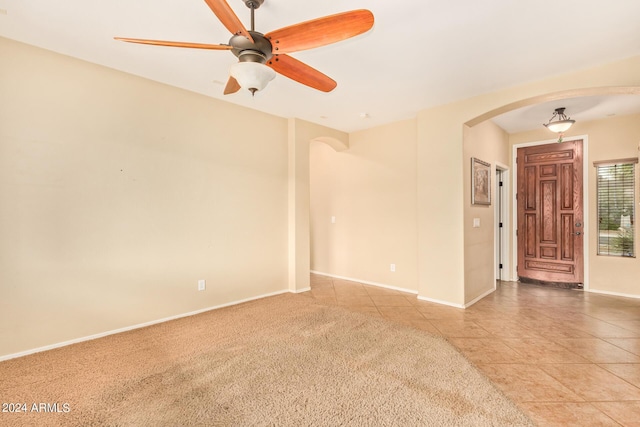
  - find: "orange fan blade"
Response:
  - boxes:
[265,9,374,54]
[114,37,233,50]
[203,0,253,42]
[223,76,241,95]
[267,54,336,93]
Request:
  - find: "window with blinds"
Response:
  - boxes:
[595,159,637,257]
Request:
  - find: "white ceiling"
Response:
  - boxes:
[1,0,639,133]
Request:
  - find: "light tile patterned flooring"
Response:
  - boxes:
[303,274,640,426]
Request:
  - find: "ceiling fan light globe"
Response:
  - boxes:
[544,120,575,133]
[229,62,276,94]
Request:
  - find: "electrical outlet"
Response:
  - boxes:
[197,279,206,291]
[390,264,396,272]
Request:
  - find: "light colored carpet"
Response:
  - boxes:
[0,293,533,426]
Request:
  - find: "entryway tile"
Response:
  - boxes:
[369,295,414,307]
[449,338,524,364]
[541,363,640,401]
[599,363,640,388]
[501,338,590,364]
[429,320,491,338]
[519,402,620,427]
[477,364,584,402]
[604,338,640,356]
[554,338,640,363]
[592,401,640,427]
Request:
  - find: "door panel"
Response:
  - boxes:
[541,180,556,243]
[561,214,574,260]
[517,140,583,284]
[524,214,536,257]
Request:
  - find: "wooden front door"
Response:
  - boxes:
[517,140,584,285]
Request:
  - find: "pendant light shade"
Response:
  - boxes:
[544,107,575,133]
[230,61,276,96]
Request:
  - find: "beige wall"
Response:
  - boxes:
[417,105,466,306]
[0,37,289,357]
[309,119,418,291]
[463,121,509,303]
[509,113,640,296]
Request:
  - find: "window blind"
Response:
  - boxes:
[596,161,636,257]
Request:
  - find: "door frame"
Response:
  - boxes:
[495,163,511,281]
[511,135,590,290]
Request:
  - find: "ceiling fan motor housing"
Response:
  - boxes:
[229,31,273,63]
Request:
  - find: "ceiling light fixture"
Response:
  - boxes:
[544,107,575,133]
[227,0,275,97]
[229,51,275,96]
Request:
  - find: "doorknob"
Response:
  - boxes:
[573,231,582,236]
[575,222,582,227]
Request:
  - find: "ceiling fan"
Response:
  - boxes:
[115,0,374,96]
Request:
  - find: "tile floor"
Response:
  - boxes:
[304,273,640,426]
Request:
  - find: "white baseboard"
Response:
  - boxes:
[587,288,640,299]
[464,287,496,308]
[310,271,418,295]
[291,287,311,294]
[0,288,291,362]
[417,295,465,309]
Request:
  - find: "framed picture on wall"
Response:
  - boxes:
[471,157,491,205]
